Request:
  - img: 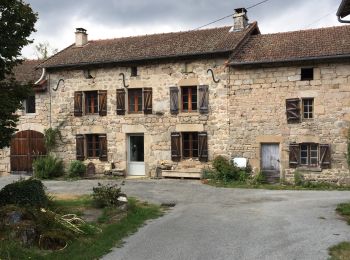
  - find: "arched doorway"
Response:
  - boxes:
[10,130,46,173]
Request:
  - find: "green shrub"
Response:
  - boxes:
[212,156,240,182]
[92,183,123,208]
[201,168,216,179]
[237,170,249,182]
[68,160,86,178]
[294,171,304,186]
[248,172,266,185]
[0,178,49,208]
[33,155,64,179]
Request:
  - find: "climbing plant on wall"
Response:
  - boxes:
[43,121,65,153]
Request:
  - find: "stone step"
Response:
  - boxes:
[161,170,202,179]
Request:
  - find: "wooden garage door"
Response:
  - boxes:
[10,130,46,172]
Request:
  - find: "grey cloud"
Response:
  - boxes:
[23,0,341,58]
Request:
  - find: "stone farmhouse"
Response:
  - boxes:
[0,8,350,183]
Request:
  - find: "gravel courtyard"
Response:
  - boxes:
[1,175,350,260]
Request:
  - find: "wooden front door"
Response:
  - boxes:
[10,130,46,173]
[261,144,280,182]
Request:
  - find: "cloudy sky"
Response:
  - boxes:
[22,0,342,58]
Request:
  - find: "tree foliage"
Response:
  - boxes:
[0,0,37,148]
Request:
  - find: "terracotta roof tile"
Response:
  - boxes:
[11,60,42,84]
[40,23,258,68]
[230,25,350,66]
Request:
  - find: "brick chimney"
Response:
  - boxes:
[233,8,248,31]
[75,28,88,47]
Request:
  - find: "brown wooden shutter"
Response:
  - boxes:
[171,132,181,161]
[286,98,301,123]
[198,85,209,114]
[319,144,331,169]
[170,87,179,115]
[198,132,208,162]
[76,134,85,161]
[289,143,300,168]
[116,89,126,115]
[143,88,152,114]
[74,91,83,117]
[99,134,108,161]
[98,90,107,116]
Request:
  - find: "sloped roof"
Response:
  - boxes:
[11,60,42,83]
[230,25,350,66]
[337,0,350,18]
[40,23,259,69]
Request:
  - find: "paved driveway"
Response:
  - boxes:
[1,175,350,260]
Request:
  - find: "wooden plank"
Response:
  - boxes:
[161,170,201,179]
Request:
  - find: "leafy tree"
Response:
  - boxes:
[0,0,38,148]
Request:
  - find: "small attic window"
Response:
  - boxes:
[131,67,138,77]
[301,68,314,81]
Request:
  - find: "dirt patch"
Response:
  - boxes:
[51,194,82,200]
[82,208,103,222]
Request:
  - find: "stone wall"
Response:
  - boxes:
[228,63,350,182]
[46,58,230,176]
[0,91,50,176]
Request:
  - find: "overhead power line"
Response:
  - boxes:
[194,0,272,31]
[304,8,338,29]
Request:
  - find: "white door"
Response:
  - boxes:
[128,135,145,176]
[261,144,280,174]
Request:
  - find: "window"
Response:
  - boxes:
[76,134,107,161]
[86,134,100,158]
[300,143,318,166]
[286,97,314,123]
[183,132,199,158]
[171,132,208,162]
[301,68,314,81]
[25,95,36,114]
[131,67,138,77]
[289,143,330,169]
[302,98,313,119]
[181,86,197,112]
[74,90,107,116]
[170,85,208,115]
[128,89,142,113]
[116,88,152,115]
[85,91,98,114]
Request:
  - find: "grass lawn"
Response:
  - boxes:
[329,203,350,259]
[0,196,163,260]
[206,179,350,191]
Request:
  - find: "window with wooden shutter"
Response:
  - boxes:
[76,135,85,161]
[198,132,208,162]
[74,91,83,117]
[319,144,331,169]
[99,134,108,161]
[170,87,179,115]
[116,89,126,115]
[98,90,107,116]
[143,88,153,114]
[171,132,181,161]
[198,85,209,114]
[289,143,300,168]
[286,98,300,123]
